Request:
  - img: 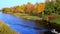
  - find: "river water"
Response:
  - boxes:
[0,12,49,34]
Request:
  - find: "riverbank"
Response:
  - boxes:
[0,12,49,34]
[12,13,42,20]
[6,12,60,24]
[12,13,60,24]
[12,13,60,30]
[0,20,18,34]
[3,12,60,32]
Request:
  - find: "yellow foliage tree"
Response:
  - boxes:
[26,2,34,14]
[2,8,11,13]
[37,3,45,13]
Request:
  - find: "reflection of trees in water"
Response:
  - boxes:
[14,23,43,30]
[34,20,60,33]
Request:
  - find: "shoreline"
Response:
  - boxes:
[0,20,19,34]
[2,12,60,32]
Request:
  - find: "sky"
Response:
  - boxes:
[0,0,45,9]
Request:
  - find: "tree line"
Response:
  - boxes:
[2,2,45,16]
[2,0,60,16]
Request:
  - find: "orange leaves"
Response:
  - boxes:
[2,8,11,13]
[26,3,34,13]
[2,2,46,14]
[11,6,26,13]
[37,3,45,13]
[33,3,45,14]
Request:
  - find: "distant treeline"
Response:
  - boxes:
[2,0,60,15]
[2,2,45,15]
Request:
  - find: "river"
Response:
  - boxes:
[0,12,49,34]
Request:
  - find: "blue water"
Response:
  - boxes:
[0,12,48,34]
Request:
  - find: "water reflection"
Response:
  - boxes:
[0,12,48,34]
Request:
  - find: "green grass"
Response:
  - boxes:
[44,14,60,24]
[52,16,60,24]
[13,13,40,20]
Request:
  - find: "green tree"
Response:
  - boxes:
[44,0,60,15]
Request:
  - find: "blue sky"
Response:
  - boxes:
[0,0,45,9]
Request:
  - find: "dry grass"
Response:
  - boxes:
[0,20,19,34]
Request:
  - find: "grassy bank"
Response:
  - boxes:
[4,12,60,31]
[13,13,41,20]
[0,21,18,34]
[52,16,60,24]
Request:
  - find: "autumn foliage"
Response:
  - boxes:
[2,2,45,15]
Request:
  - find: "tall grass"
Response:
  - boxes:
[0,21,19,34]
